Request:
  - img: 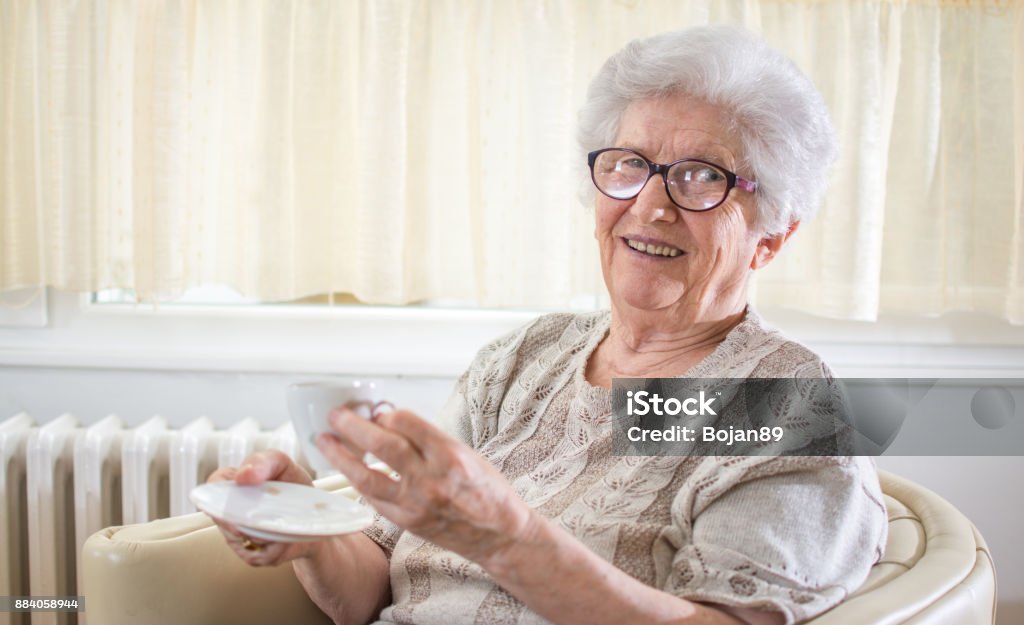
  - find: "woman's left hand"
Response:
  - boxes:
[315,407,535,566]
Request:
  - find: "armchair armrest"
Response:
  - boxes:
[81,476,354,625]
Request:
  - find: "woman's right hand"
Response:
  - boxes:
[206,449,320,567]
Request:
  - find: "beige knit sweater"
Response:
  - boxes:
[363,310,888,625]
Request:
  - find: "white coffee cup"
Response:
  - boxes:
[287,380,381,475]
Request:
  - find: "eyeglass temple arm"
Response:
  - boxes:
[736,177,757,193]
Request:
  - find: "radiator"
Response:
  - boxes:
[0,413,302,625]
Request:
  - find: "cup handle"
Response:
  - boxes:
[371,401,396,421]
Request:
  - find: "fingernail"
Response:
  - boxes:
[329,409,345,426]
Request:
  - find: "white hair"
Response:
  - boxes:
[577,25,838,235]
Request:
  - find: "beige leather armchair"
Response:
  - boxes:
[81,470,996,625]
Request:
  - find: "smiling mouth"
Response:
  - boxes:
[624,238,684,258]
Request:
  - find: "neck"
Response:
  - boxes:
[606,307,743,373]
[593,284,749,381]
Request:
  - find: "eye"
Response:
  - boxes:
[615,157,648,173]
[669,161,728,187]
[693,167,724,183]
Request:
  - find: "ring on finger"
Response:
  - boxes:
[241,536,266,552]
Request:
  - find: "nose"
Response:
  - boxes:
[628,172,678,224]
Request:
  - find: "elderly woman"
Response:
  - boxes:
[211,25,887,625]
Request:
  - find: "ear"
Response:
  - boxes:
[750,221,799,270]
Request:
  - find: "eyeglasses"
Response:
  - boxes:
[587,148,758,212]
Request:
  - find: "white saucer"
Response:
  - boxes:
[190,481,375,543]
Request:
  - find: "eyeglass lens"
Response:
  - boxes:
[591,149,729,210]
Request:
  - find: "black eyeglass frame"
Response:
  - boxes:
[587,147,758,212]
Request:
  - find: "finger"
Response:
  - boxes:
[207,466,239,483]
[360,497,412,529]
[220,526,280,563]
[234,449,312,486]
[324,428,368,460]
[237,532,270,552]
[210,517,300,568]
[327,408,423,474]
[233,535,284,567]
[233,448,288,484]
[316,433,402,501]
[215,521,253,554]
[374,409,458,464]
[212,518,243,540]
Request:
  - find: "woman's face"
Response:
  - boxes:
[595,95,771,317]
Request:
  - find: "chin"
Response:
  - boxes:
[614,284,687,312]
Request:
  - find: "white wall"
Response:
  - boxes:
[0,366,455,429]
[2,289,1022,622]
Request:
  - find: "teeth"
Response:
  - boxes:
[627,239,681,257]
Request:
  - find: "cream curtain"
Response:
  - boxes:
[2,0,1022,321]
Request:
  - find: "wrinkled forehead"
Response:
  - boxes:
[614,95,744,169]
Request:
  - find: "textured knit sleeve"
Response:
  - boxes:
[658,456,888,624]
[361,512,403,558]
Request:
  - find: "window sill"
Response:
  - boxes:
[0,291,543,377]
[1,290,1022,378]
